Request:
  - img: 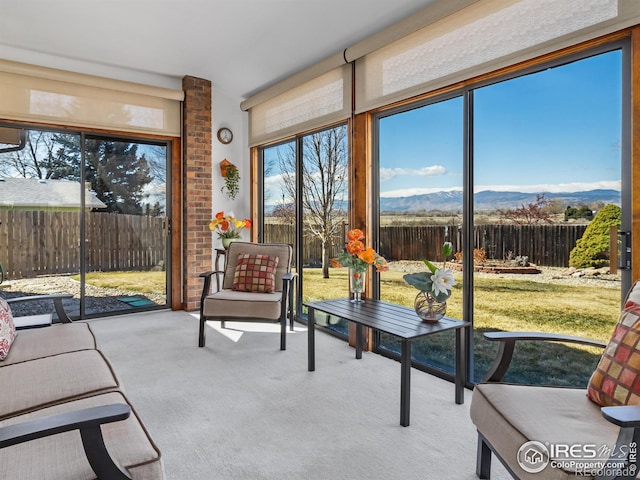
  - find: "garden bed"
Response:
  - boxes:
[446,261,540,274]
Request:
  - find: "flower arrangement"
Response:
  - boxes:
[209,211,252,240]
[403,241,457,303]
[331,229,388,273]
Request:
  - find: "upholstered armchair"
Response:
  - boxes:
[198,242,296,350]
[470,281,640,480]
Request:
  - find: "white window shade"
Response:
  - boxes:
[355,0,638,113]
[0,59,183,137]
[248,64,352,147]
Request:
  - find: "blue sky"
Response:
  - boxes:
[379,48,622,198]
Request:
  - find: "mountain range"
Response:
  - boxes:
[379,189,621,212]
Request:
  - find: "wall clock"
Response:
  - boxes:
[217,127,233,144]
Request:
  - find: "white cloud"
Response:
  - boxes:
[382,186,462,198]
[380,165,447,182]
[473,180,621,193]
[380,180,621,198]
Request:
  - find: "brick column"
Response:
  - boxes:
[182,76,212,311]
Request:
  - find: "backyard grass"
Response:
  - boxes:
[303,267,619,386]
[72,271,166,294]
[76,267,619,386]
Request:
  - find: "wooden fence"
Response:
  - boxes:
[265,224,588,268]
[0,210,165,279]
[0,213,587,280]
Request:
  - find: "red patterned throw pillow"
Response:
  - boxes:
[232,254,279,293]
[0,297,16,361]
[587,301,640,407]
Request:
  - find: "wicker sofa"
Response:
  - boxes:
[0,294,164,480]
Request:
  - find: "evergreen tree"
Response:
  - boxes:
[569,204,621,268]
[84,140,152,214]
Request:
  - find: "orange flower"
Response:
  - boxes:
[210,211,251,240]
[332,226,387,273]
[346,239,364,255]
[347,229,364,241]
[375,258,390,272]
[357,247,376,264]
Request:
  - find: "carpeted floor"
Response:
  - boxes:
[89,310,510,480]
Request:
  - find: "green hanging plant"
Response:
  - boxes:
[222,163,240,200]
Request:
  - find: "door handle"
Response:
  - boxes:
[618,231,631,270]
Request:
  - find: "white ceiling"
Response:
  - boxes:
[0,0,438,100]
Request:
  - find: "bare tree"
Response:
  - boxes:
[278,126,348,278]
[0,130,79,180]
[498,194,554,225]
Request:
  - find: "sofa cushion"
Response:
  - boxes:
[0,349,120,420]
[0,391,164,480]
[0,322,97,367]
[203,289,282,320]
[232,254,279,293]
[0,297,16,361]
[470,383,619,478]
[587,304,640,407]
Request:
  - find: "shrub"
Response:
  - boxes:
[569,204,621,268]
[564,205,594,221]
[453,248,487,264]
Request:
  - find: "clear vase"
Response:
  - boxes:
[349,267,366,303]
[414,291,447,323]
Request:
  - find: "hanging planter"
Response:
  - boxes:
[220,159,234,177]
[219,160,240,200]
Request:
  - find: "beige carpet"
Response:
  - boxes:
[89,310,511,480]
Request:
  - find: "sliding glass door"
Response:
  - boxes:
[471,48,625,385]
[0,126,171,318]
[374,41,629,386]
[260,124,349,332]
[377,95,464,374]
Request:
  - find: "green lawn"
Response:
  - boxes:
[72,271,166,294]
[78,267,618,386]
[303,267,619,386]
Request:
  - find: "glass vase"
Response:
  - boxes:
[414,291,446,323]
[349,267,366,303]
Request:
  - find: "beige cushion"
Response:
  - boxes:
[203,289,282,320]
[0,349,120,420]
[0,391,164,480]
[222,242,291,292]
[470,383,620,479]
[0,322,97,367]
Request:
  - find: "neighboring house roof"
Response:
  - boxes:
[0,177,107,209]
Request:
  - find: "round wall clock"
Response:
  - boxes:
[217,127,233,144]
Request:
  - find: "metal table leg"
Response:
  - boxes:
[400,339,411,427]
[355,324,363,359]
[455,326,466,404]
[308,307,315,372]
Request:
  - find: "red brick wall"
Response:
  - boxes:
[182,76,212,311]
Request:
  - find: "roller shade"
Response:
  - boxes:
[248,64,352,147]
[0,59,183,136]
[355,0,639,112]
